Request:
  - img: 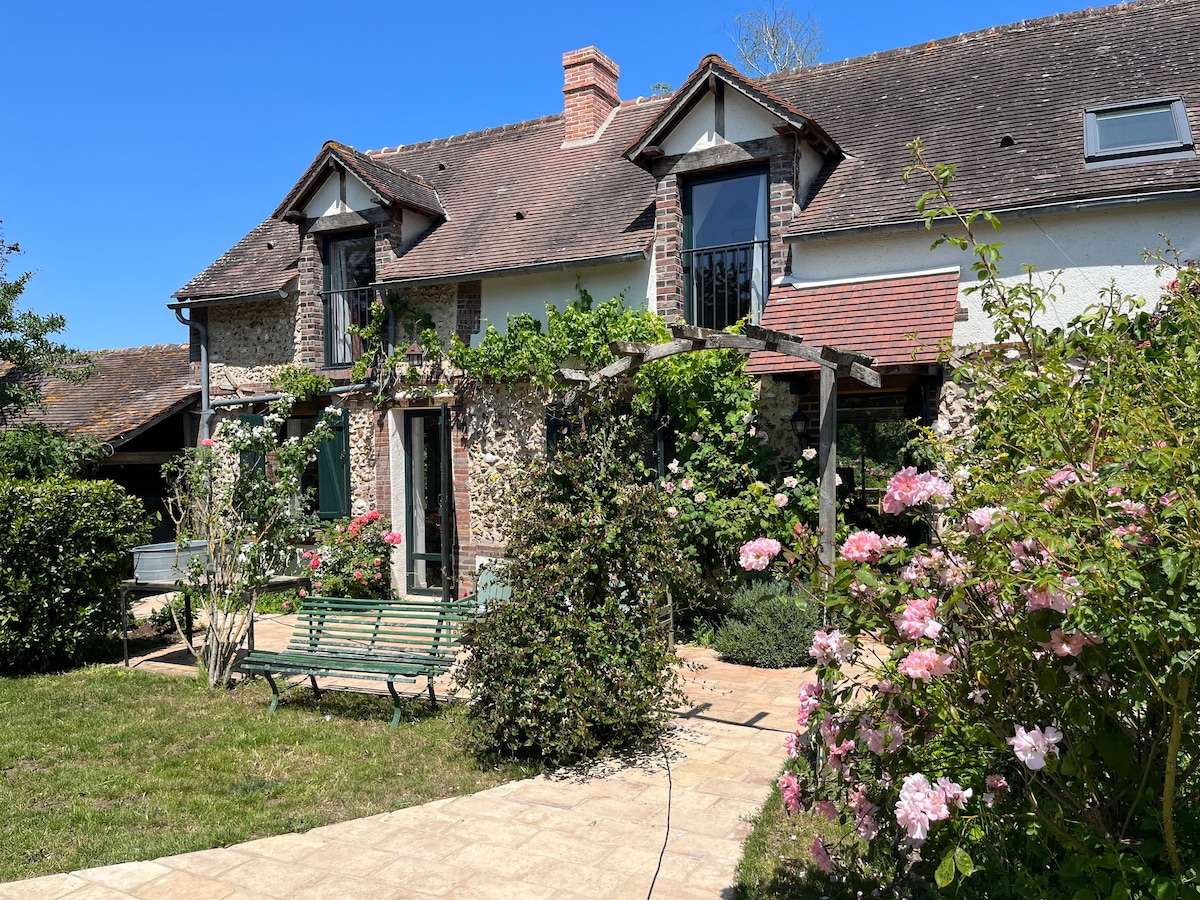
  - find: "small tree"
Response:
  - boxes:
[729,0,824,76]
[165,397,339,688]
[0,221,92,424]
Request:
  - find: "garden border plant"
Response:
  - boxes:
[743,141,1200,895]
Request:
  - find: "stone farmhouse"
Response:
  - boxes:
[170,0,1200,595]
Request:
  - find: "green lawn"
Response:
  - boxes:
[0,666,536,882]
[734,785,885,899]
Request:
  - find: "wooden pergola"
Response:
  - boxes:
[555,323,882,569]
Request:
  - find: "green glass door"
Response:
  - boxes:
[404,408,446,595]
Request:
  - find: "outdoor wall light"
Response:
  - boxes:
[790,408,810,443]
[405,341,424,367]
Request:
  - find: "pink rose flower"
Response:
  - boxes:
[738,537,782,571]
[811,836,833,873]
[898,648,954,681]
[201,438,215,447]
[840,529,884,563]
[1009,724,1063,771]
[883,467,954,514]
[773,492,788,508]
[894,773,951,845]
[796,681,823,727]
[811,629,854,666]
[965,506,1004,535]
[894,596,942,641]
[777,772,803,814]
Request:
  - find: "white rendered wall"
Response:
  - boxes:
[783,201,1199,344]
[302,171,379,218]
[660,89,780,156]
[402,210,435,249]
[474,259,652,344]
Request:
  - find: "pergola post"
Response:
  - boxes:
[818,365,837,574]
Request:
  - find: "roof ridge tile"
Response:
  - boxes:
[367,113,564,157]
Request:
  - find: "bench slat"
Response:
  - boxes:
[240,595,472,728]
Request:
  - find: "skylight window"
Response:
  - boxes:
[1084,97,1195,166]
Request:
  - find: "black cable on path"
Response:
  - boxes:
[646,733,673,900]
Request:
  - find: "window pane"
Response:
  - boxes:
[691,173,767,249]
[1096,105,1180,152]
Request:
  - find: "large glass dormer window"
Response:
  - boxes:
[323,231,375,367]
[683,169,769,331]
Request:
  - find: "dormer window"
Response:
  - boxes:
[1084,97,1194,167]
[683,169,769,330]
[323,231,375,367]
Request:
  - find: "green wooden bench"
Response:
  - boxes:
[240,595,473,728]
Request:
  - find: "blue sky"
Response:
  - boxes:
[2,0,1073,351]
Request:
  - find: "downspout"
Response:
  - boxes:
[174,309,212,441]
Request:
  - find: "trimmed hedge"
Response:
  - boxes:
[0,477,150,674]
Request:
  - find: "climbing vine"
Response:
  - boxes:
[269,364,332,402]
[447,290,669,387]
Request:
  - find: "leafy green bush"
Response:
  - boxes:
[0,423,104,479]
[713,581,824,668]
[459,398,691,764]
[0,477,150,673]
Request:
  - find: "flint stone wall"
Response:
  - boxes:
[461,384,551,555]
[208,296,297,391]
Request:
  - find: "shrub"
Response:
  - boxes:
[147,594,197,635]
[459,397,691,764]
[0,423,104,479]
[758,146,1200,894]
[0,477,150,674]
[713,580,825,668]
[165,399,339,688]
[303,511,402,600]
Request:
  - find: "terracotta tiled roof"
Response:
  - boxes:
[2,345,199,446]
[175,0,1199,297]
[370,104,662,283]
[174,218,298,300]
[745,270,960,374]
[771,0,1200,236]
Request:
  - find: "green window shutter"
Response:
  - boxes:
[317,409,350,519]
[238,414,265,475]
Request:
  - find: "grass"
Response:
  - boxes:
[0,666,537,881]
[734,783,886,899]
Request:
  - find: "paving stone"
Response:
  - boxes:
[130,868,237,900]
[211,857,322,898]
[0,875,90,900]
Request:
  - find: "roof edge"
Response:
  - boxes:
[376,248,650,288]
[777,266,961,291]
[169,283,296,309]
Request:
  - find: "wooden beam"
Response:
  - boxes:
[610,340,653,357]
[100,451,182,466]
[553,368,590,384]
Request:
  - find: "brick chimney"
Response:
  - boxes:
[562,47,620,143]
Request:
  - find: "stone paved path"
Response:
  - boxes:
[3,606,805,900]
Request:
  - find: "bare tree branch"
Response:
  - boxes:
[729,0,825,76]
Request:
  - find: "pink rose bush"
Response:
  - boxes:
[304,510,400,599]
